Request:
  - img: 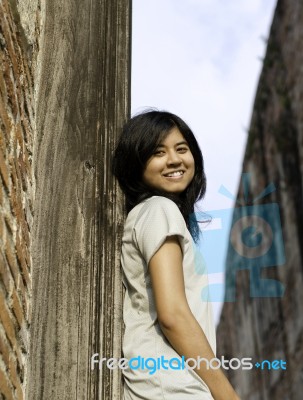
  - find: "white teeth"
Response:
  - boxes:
[166,171,184,177]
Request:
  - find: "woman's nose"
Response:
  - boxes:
[166,150,182,165]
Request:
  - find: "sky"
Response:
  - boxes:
[131,0,277,325]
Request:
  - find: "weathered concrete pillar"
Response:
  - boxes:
[28,0,131,399]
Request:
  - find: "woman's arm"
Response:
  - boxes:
[149,236,240,400]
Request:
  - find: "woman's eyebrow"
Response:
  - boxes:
[156,141,189,148]
[175,141,189,146]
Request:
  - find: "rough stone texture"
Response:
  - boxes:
[216,1,303,399]
[15,0,40,46]
[0,0,39,398]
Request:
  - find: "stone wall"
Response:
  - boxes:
[217,1,303,399]
[0,0,41,398]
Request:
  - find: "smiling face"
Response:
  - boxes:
[142,127,195,194]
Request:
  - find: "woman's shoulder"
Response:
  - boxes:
[132,196,184,228]
[125,196,185,232]
[125,196,180,223]
[130,196,189,262]
[136,195,180,215]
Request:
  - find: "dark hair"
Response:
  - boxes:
[112,110,206,242]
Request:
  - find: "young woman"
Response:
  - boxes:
[112,110,240,400]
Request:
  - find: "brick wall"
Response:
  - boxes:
[0,0,37,398]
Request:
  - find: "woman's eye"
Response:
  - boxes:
[154,150,165,156]
[177,147,188,153]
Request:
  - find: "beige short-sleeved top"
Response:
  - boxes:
[121,196,216,400]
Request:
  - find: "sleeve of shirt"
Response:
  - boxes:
[133,196,188,266]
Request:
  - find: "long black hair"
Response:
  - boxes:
[112,110,206,242]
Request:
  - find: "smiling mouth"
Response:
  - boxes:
[163,171,185,177]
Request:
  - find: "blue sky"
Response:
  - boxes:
[131,0,277,324]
